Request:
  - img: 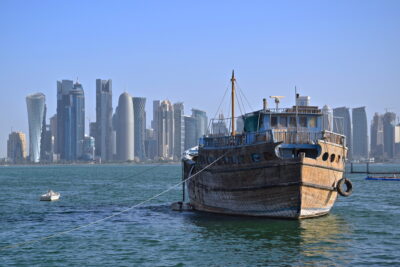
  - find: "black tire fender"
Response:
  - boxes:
[337,178,353,197]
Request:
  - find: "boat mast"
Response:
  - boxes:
[231,70,236,136]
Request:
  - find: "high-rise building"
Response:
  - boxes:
[158,100,174,159]
[211,114,229,136]
[173,102,185,159]
[56,80,85,161]
[191,108,208,140]
[145,128,157,160]
[333,107,352,159]
[370,113,384,159]
[352,107,369,159]
[322,105,333,132]
[82,136,95,161]
[184,115,197,150]
[7,132,27,163]
[95,79,113,161]
[115,92,134,161]
[133,97,146,161]
[383,112,396,159]
[152,100,160,156]
[26,93,46,162]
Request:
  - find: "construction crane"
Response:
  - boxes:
[269,96,285,109]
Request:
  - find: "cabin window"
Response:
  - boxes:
[309,117,317,128]
[251,153,261,162]
[299,116,307,127]
[330,154,335,162]
[289,117,297,127]
[322,152,329,161]
[271,116,278,127]
[279,117,287,127]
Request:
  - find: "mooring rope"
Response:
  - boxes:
[0,153,227,251]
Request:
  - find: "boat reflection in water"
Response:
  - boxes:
[184,212,350,266]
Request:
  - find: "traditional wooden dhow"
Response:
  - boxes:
[181,72,352,219]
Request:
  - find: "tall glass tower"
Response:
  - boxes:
[133,97,146,161]
[352,107,368,159]
[173,102,185,159]
[26,93,46,162]
[96,79,113,161]
[57,80,85,161]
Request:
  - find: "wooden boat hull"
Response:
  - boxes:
[185,141,346,219]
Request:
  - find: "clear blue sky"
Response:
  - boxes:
[0,0,399,157]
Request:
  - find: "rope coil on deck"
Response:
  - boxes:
[0,152,227,251]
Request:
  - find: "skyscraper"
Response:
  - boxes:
[56,80,85,161]
[173,102,185,159]
[133,97,146,160]
[191,108,208,140]
[333,107,352,159]
[211,114,229,136]
[115,92,134,161]
[296,96,310,106]
[7,132,27,163]
[152,100,160,156]
[383,112,396,159]
[26,93,46,162]
[370,113,384,159]
[184,115,197,150]
[352,107,368,159]
[95,79,113,161]
[322,105,333,132]
[158,100,174,159]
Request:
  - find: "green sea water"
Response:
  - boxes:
[1,164,400,266]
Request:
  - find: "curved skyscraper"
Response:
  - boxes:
[116,92,134,161]
[133,97,146,160]
[26,93,46,162]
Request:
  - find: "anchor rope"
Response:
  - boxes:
[0,153,227,251]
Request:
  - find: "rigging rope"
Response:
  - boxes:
[0,153,227,251]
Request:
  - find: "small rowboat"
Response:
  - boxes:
[40,190,60,201]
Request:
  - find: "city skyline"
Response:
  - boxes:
[1,1,400,157]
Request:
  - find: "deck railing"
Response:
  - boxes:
[202,129,346,148]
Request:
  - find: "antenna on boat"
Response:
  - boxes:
[231,70,236,136]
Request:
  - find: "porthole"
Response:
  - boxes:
[337,155,341,163]
[322,152,329,161]
[251,153,261,162]
[330,154,335,162]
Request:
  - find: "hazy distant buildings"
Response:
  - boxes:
[370,113,384,159]
[56,80,85,161]
[212,114,229,136]
[82,136,95,161]
[26,93,46,162]
[352,107,368,159]
[152,100,160,156]
[173,102,185,159]
[322,105,333,132]
[383,112,396,159]
[333,107,352,159]
[191,109,208,140]
[133,97,146,161]
[7,132,27,163]
[145,128,157,160]
[95,79,113,161]
[184,116,197,150]
[115,92,134,161]
[158,100,174,159]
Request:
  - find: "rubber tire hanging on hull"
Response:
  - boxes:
[337,178,353,197]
